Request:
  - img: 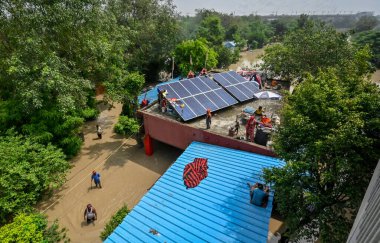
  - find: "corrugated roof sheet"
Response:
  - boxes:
[105,142,285,243]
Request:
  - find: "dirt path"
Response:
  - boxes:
[39,98,182,242]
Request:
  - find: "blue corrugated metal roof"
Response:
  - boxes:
[105,142,285,243]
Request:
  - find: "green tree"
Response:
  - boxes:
[108,0,180,82]
[354,15,379,33]
[197,15,226,46]
[0,213,69,242]
[243,16,273,49]
[0,134,69,223]
[262,20,373,82]
[215,45,239,69]
[264,69,380,241]
[0,0,124,156]
[174,39,218,76]
[353,31,380,68]
[105,72,145,117]
[114,116,140,136]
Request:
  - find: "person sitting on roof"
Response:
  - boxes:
[140,99,149,108]
[199,68,207,76]
[187,70,195,79]
[254,106,264,117]
[259,115,272,128]
[247,182,269,207]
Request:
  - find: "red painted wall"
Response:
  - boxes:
[142,112,277,157]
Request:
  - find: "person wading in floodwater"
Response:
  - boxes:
[84,204,97,224]
[96,124,103,139]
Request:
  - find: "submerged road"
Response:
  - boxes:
[38,98,182,242]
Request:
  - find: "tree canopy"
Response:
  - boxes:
[174,39,218,76]
[197,15,226,46]
[107,0,180,82]
[0,0,126,156]
[261,19,373,82]
[0,213,68,243]
[0,134,69,224]
[354,16,379,33]
[353,30,380,68]
[264,69,380,241]
[105,71,145,117]
[242,16,273,49]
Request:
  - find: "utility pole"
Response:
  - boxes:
[171,56,174,79]
[205,50,208,69]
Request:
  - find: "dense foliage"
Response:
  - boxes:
[262,19,373,82]
[100,205,130,241]
[107,0,180,82]
[0,0,122,155]
[264,69,380,241]
[353,31,380,68]
[174,39,218,75]
[197,15,225,46]
[105,71,145,118]
[353,16,379,33]
[242,16,273,49]
[0,134,69,224]
[0,213,69,243]
[114,116,140,136]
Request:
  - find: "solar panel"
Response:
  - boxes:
[159,76,238,121]
[213,71,260,102]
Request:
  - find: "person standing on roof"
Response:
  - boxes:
[206,109,212,129]
[91,171,102,188]
[246,116,256,142]
[84,204,97,224]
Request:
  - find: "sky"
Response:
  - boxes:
[172,0,380,16]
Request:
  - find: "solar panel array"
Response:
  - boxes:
[159,76,238,121]
[213,71,260,102]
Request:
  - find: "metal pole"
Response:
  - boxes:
[171,56,174,79]
[205,50,208,69]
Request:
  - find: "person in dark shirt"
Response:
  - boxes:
[248,182,269,207]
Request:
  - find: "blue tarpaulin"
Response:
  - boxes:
[138,77,180,105]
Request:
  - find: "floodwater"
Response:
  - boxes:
[228,49,265,71]
[371,69,380,85]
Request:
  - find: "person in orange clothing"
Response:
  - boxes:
[246,116,256,142]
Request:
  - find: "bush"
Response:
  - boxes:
[0,134,69,223]
[114,116,140,136]
[81,108,99,121]
[100,205,129,241]
[0,213,69,242]
[59,135,83,159]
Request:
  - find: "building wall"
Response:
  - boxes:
[347,160,380,243]
[142,112,276,157]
